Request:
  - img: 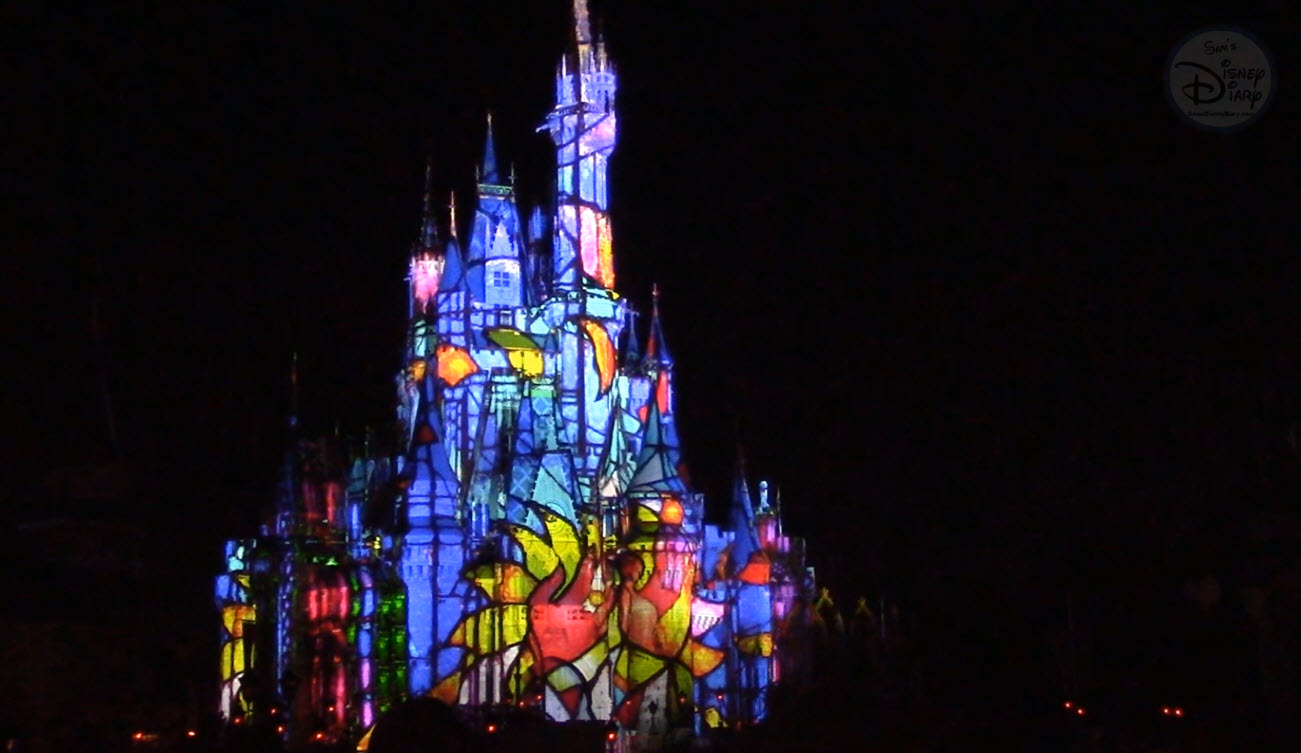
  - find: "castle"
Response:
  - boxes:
[214,2,815,747]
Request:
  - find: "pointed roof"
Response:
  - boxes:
[508,395,538,502]
[480,112,499,185]
[628,397,685,494]
[641,284,672,369]
[728,448,760,575]
[622,312,641,368]
[507,394,578,521]
[275,353,304,521]
[438,233,466,294]
[410,384,459,512]
[288,351,300,429]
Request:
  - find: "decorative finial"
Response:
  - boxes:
[421,155,437,246]
[573,0,592,45]
[509,162,517,186]
[480,111,499,184]
[448,191,458,239]
[289,351,300,429]
[422,157,433,217]
[651,283,661,315]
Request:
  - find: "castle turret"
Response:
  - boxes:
[545,0,617,290]
[469,115,526,310]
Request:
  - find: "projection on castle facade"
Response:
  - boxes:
[215,2,816,747]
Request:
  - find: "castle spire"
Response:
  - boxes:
[642,283,673,368]
[573,0,592,46]
[728,446,760,575]
[448,191,458,239]
[420,156,437,247]
[628,397,686,495]
[289,351,300,429]
[480,112,499,185]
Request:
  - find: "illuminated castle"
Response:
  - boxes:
[215,2,815,747]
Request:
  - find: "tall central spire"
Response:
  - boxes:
[573,0,592,46]
[479,112,499,186]
[546,0,618,290]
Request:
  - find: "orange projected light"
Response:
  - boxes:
[435,344,479,386]
[580,318,615,393]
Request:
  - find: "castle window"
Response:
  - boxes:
[491,270,511,288]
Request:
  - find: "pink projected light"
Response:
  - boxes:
[412,253,444,310]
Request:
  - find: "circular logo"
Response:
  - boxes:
[1165,27,1275,132]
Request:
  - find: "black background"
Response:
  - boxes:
[6,0,1301,733]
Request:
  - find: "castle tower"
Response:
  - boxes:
[546,0,617,291]
[469,114,526,312]
[541,1,627,486]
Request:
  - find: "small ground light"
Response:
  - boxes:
[276,726,285,734]
[1064,701,1073,709]
[314,731,325,741]
[1174,708,1183,717]
[486,724,497,734]
[186,730,196,738]
[1162,707,1170,715]
[1076,708,1085,716]
[133,732,144,740]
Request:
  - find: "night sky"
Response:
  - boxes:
[7,0,1301,710]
